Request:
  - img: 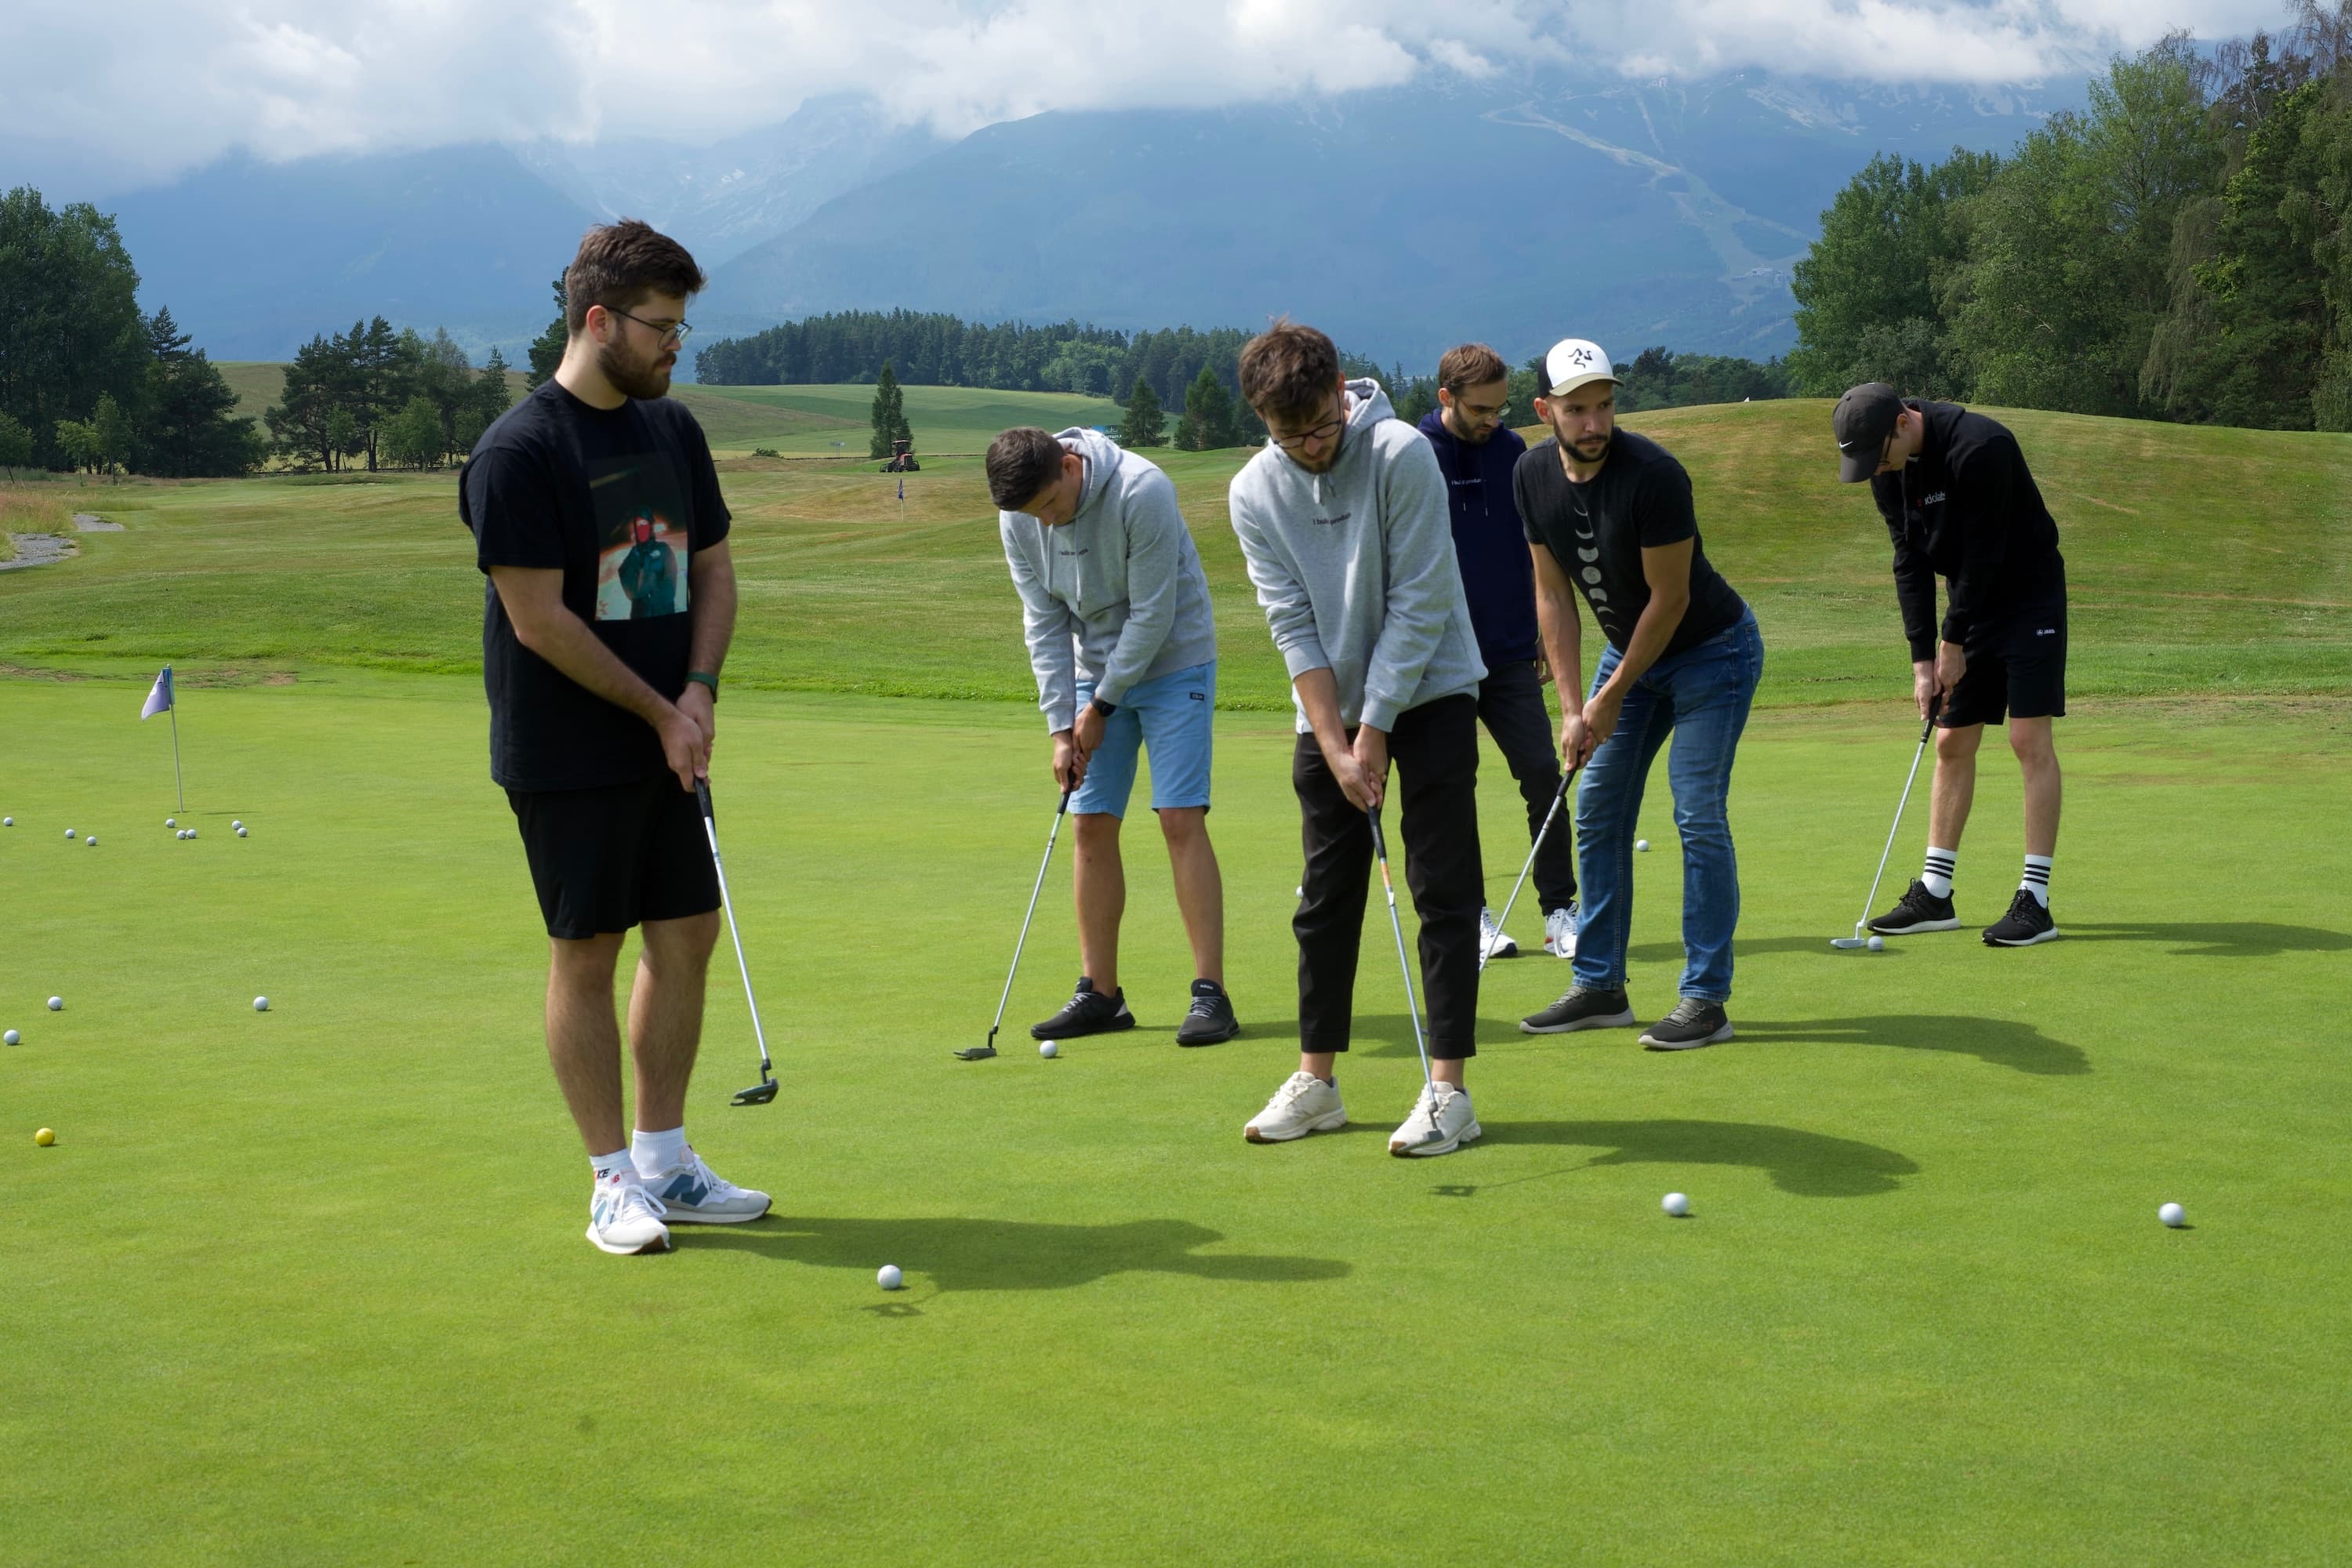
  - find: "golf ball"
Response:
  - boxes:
[176,829,187,840]
[877,1264,903,1290]
[254,996,270,1012]
[2160,1203,2186,1228]
[187,828,197,839]
[236,826,249,837]
[231,821,242,831]
[3,816,13,826]
[86,837,97,848]
[165,818,176,829]
[3,1030,18,1046]
[34,1128,56,1147]
[1663,1192,1690,1217]
[1635,838,1650,852]
[64,828,74,840]
[1867,935,1885,952]
[46,996,62,1011]
[1040,1040,1058,1058]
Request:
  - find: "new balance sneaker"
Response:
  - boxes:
[1388,1081,1481,1157]
[1031,976,1135,1040]
[1479,907,1519,961]
[1869,879,1961,935]
[1175,979,1240,1046]
[1640,999,1734,1051]
[1244,1072,1347,1143]
[1521,985,1636,1034]
[1983,890,2060,947]
[640,1145,771,1224]
[1543,902,1581,960]
[586,1171,671,1255]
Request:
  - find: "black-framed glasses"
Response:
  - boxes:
[1269,414,1345,452]
[608,307,691,347]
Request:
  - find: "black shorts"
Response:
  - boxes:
[507,775,720,940]
[1942,600,2067,728]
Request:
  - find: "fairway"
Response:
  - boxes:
[3,397,2349,1564]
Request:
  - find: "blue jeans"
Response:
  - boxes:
[1571,609,1762,1004]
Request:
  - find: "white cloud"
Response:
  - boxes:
[0,0,2295,192]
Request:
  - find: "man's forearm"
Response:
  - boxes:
[1535,590,1584,717]
[1291,665,1354,753]
[524,612,675,728]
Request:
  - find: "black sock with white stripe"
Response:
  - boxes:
[2020,855,2053,907]
[1922,848,1957,900]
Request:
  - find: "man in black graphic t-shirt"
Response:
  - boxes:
[1512,338,1763,1052]
[460,220,770,1258]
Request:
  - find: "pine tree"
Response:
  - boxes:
[0,410,31,477]
[1178,364,1236,450]
[1120,376,1164,447]
[869,361,907,458]
[527,278,568,390]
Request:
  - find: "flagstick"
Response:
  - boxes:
[168,702,185,813]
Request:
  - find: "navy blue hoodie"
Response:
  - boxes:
[1417,408,1538,668]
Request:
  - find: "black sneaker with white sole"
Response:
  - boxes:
[1640,999,1734,1051]
[1521,985,1637,1034]
[1982,891,2060,946]
[1175,979,1240,1046]
[1869,878,1962,935]
[1031,976,1135,1040]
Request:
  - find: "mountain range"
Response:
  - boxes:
[67,68,2073,372]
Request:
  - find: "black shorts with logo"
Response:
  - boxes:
[507,775,720,939]
[1942,599,2067,729]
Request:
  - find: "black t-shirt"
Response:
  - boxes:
[459,380,731,792]
[1514,429,1745,660]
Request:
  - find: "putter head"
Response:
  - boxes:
[954,1044,999,1062]
[1830,938,1869,949]
[731,1077,778,1105]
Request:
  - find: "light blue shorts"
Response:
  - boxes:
[1071,661,1216,818]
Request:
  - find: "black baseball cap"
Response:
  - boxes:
[1832,383,1904,483]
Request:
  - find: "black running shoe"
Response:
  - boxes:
[1640,999,1734,1051]
[1869,878,1961,935]
[1030,977,1135,1040]
[1520,985,1637,1035]
[1983,891,2060,947]
[1175,979,1240,1046]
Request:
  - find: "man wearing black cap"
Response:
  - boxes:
[1833,384,2066,947]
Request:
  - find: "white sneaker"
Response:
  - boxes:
[1388,1081,1481,1157]
[1244,1071,1348,1143]
[1479,906,1519,960]
[1544,902,1580,960]
[586,1171,671,1255]
[640,1145,771,1224]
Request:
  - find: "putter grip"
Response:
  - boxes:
[695,777,714,821]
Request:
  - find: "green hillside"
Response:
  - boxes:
[1,400,2343,710]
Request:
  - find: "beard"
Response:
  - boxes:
[598,338,675,401]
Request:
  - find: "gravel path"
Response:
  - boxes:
[0,533,78,572]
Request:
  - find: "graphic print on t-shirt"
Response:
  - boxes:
[590,454,692,622]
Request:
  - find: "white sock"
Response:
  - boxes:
[590,1149,635,1183]
[2020,855,2053,907]
[632,1125,686,1178]
[1921,847,1957,900]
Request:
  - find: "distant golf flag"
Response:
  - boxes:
[897,473,906,521]
[141,664,185,811]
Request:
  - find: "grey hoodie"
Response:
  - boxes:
[1000,426,1218,733]
[1228,379,1485,734]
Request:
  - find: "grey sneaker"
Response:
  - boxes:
[586,1172,671,1255]
[1639,1000,1734,1051]
[1244,1072,1347,1143]
[1175,979,1240,1046]
[639,1145,771,1224]
[1521,985,1636,1034]
[1543,902,1580,959]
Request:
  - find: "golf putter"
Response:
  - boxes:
[1369,806,1445,1148]
[1832,698,1942,949]
[695,779,778,1105]
[1479,760,1581,975]
[958,788,1073,1061]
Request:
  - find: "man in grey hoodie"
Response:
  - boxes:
[1225,321,1490,1157]
[988,424,1240,1047]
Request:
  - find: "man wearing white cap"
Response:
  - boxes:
[1512,340,1762,1050]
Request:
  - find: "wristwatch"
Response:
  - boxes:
[685,670,720,701]
[1089,695,1117,719]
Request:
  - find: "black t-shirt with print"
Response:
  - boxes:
[459,379,731,792]
[1514,429,1745,661]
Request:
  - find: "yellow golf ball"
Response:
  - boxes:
[34,1127,56,1146]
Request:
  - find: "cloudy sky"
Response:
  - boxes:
[2,0,2290,193]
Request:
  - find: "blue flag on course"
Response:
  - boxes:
[140,665,173,720]
[897,476,906,502]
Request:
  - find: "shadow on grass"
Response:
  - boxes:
[1479,1119,1918,1197]
[2060,922,2350,958]
[1625,935,1863,963]
[1734,1014,2089,1076]
[689,1216,1351,1291]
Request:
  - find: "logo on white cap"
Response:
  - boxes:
[1544,339,1617,397]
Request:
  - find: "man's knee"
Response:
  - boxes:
[1073,811,1123,849]
[550,931,626,982]
[2009,721,2058,767]
[1934,724,1982,764]
[639,910,719,971]
[1156,805,1210,844]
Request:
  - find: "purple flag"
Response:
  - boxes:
[140,665,173,720]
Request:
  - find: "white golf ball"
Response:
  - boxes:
[254,996,270,1012]
[236,826,249,837]
[165,818,176,829]
[231,821,243,831]
[187,828,197,839]
[2,1029,18,1046]
[3,816,13,826]
[1662,1192,1690,1217]
[176,829,187,839]
[1867,935,1885,952]
[86,837,96,848]
[1635,838,1650,852]
[877,1264,903,1290]
[2159,1203,2185,1228]
[47,996,63,1011]
[64,829,74,840]
[1040,1040,1059,1058]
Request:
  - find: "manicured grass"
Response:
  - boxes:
[671,381,1127,456]
[2,673,2346,1564]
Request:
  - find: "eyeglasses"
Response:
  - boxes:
[1269,413,1345,452]
[607,307,692,347]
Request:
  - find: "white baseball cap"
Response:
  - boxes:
[1542,339,1618,398]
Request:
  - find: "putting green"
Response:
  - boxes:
[3,672,2345,1564]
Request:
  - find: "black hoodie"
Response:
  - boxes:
[1867,401,2066,660]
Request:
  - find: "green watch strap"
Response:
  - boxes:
[685,670,720,699]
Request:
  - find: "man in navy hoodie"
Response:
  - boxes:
[1417,343,1579,963]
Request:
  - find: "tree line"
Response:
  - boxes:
[1791,0,2352,430]
[0,187,263,477]
[265,320,513,473]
